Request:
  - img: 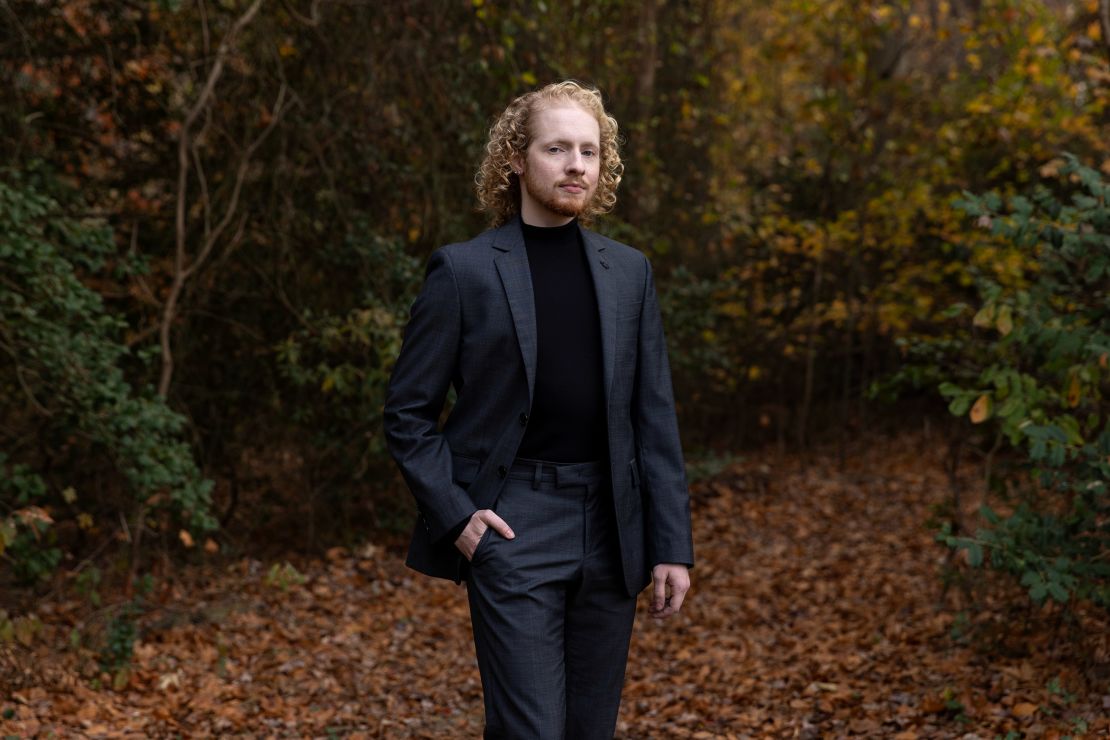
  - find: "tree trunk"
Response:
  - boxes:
[797,231,826,450]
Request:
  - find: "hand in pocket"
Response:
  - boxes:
[455,509,515,561]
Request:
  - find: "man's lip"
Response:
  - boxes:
[559,183,585,192]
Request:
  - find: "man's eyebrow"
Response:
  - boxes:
[542,137,600,148]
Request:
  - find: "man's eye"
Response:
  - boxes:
[583,150,597,157]
[548,146,563,153]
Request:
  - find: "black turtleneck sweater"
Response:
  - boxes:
[516,215,608,463]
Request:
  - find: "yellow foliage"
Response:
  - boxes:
[966,98,992,115]
[969,394,991,424]
[826,299,848,322]
[973,304,995,329]
[718,302,746,318]
[1039,158,1065,177]
[996,305,1013,336]
[1066,374,1081,408]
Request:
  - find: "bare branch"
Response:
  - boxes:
[184,82,290,283]
[161,0,265,398]
[281,0,325,27]
[190,140,212,245]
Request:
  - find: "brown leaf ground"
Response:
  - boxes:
[3,428,1108,738]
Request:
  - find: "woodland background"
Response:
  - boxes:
[1,0,1109,736]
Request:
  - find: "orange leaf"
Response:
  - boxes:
[1067,375,1081,408]
[14,506,53,526]
[969,394,991,424]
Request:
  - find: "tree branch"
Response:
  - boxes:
[161,0,265,398]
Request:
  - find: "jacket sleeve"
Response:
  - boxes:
[633,254,695,568]
[383,247,476,543]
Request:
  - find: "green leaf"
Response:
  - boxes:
[965,542,984,568]
[1046,581,1069,603]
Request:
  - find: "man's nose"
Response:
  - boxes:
[566,152,585,173]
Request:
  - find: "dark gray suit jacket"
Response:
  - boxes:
[382,218,694,596]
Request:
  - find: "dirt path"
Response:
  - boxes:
[3,430,1107,737]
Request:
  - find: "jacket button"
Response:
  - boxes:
[497,465,508,478]
[519,412,529,426]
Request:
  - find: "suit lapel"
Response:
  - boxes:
[580,227,616,412]
[492,220,538,406]
[492,218,617,413]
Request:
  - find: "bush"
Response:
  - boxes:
[933,154,1109,608]
[272,222,420,532]
[0,174,215,582]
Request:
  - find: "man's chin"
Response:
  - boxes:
[547,194,594,219]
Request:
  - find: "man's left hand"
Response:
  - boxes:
[648,563,690,620]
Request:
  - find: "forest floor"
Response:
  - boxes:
[2,428,1108,738]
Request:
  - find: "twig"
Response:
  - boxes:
[160,0,266,398]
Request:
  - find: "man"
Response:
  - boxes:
[383,80,693,739]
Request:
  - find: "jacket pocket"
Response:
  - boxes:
[452,453,482,488]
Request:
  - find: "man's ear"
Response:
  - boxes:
[509,151,524,175]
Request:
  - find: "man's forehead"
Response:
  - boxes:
[530,101,600,141]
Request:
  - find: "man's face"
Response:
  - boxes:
[512,102,601,227]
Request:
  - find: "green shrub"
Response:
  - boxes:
[273,223,419,519]
[934,154,1109,608]
[0,174,215,583]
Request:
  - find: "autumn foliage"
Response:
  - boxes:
[1,0,1110,734]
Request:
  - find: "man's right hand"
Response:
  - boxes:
[455,509,515,561]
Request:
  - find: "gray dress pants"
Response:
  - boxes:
[464,457,637,739]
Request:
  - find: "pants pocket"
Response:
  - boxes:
[470,522,496,564]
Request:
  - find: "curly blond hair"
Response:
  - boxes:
[476,80,623,227]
